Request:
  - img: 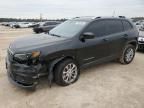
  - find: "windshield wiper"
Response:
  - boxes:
[49,33,61,37]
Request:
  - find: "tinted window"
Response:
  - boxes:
[84,20,123,37]
[105,20,123,35]
[84,21,107,37]
[44,22,59,26]
[122,20,133,31]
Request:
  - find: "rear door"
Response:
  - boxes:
[103,19,126,56]
[122,20,135,40]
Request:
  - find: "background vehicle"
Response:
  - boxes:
[6,16,138,89]
[18,22,33,28]
[135,22,144,31]
[29,22,40,28]
[138,36,144,51]
[9,22,19,28]
[1,22,17,27]
[138,31,144,51]
[33,21,61,33]
[2,22,10,26]
[12,23,21,28]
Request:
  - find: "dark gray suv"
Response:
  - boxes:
[6,16,138,89]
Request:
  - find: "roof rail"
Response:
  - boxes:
[119,16,126,18]
[73,17,80,19]
[95,17,101,19]
[73,16,97,20]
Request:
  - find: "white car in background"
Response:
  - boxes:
[9,22,18,28]
[18,22,33,28]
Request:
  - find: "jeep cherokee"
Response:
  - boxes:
[6,16,138,89]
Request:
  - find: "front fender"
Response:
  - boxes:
[47,57,65,87]
[47,56,76,87]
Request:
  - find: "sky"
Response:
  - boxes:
[0,0,144,19]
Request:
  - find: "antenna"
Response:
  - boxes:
[40,13,43,22]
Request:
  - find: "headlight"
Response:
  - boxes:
[14,51,40,62]
[138,37,144,42]
[14,53,31,61]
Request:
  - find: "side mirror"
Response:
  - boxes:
[82,32,95,39]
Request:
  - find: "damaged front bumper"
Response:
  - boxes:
[6,57,42,88]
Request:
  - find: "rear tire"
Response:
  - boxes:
[54,59,80,86]
[119,44,136,64]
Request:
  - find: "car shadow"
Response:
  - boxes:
[15,60,120,93]
[37,61,118,90]
[137,50,144,53]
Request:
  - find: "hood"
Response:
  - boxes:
[10,33,66,52]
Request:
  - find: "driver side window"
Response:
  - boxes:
[84,20,107,37]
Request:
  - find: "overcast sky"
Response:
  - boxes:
[0,0,144,19]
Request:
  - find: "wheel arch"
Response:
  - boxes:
[47,55,78,87]
[52,55,78,72]
[127,40,138,49]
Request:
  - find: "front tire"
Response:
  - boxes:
[54,59,80,86]
[119,44,136,64]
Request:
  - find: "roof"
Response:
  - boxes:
[72,16,127,22]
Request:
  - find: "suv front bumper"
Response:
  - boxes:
[6,57,41,88]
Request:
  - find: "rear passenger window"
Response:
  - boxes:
[84,20,123,37]
[105,20,123,35]
[122,20,133,31]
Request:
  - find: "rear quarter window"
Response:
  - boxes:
[122,20,133,31]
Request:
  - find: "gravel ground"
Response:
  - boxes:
[0,26,144,108]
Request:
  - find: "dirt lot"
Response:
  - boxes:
[0,26,144,108]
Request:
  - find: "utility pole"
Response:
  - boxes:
[40,13,43,22]
[112,10,116,17]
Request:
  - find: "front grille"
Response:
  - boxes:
[16,76,25,83]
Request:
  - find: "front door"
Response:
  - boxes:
[77,20,111,65]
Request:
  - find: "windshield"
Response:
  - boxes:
[49,20,88,37]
